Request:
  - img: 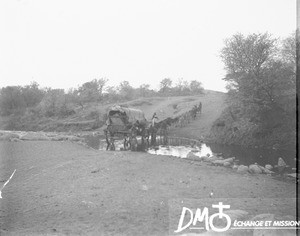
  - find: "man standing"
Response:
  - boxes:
[150,112,159,146]
[198,102,202,114]
[151,112,159,127]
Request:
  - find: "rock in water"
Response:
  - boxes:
[186,151,198,160]
[223,157,235,163]
[265,164,273,170]
[212,157,234,166]
[213,152,223,157]
[223,162,231,167]
[201,156,213,162]
[278,157,287,167]
[211,160,224,165]
[209,155,224,161]
[263,168,274,174]
[237,165,249,174]
[257,165,274,174]
[232,164,239,170]
[249,164,263,174]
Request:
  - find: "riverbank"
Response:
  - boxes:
[0,140,297,235]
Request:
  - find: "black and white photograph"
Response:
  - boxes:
[0,0,298,235]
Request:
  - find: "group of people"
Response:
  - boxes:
[175,101,202,128]
[150,101,202,128]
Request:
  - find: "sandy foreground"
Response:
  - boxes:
[0,140,298,236]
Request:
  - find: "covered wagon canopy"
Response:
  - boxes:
[107,105,147,124]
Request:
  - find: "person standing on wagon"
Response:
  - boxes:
[151,112,159,127]
[150,112,159,146]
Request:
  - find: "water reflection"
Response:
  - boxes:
[147,143,213,158]
[206,143,296,167]
[83,135,296,168]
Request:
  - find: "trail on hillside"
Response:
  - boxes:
[119,91,227,139]
[167,91,227,140]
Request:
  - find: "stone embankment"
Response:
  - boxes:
[186,151,298,179]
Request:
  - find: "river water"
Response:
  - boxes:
[84,135,296,169]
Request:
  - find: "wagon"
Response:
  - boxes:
[104,105,150,151]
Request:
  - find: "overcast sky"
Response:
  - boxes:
[0,0,296,92]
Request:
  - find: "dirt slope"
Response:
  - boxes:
[167,91,227,139]
[120,91,226,123]
[0,141,297,235]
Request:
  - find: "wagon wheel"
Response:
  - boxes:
[149,126,157,146]
[123,135,130,150]
[105,130,115,151]
[104,129,110,151]
[140,126,148,150]
[141,136,149,150]
[130,136,138,151]
[109,136,115,151]
[129,126,138,151]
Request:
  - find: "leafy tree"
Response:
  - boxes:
[280,32,296,71]
[65,87,84,108]
[21,82,45,107]
[159,78,172,94]
[189,80,204,94]
[174,78,189,95]
[105,86,117,94]
[0,86,25,115]
[220,32,296,147]
[39,89,66,117]
[221,33,277,87]
[137,84,151,97]
[118,81,134,100]
[78,78,108,103]
[221,33,279,111]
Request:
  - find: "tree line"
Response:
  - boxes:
[212,32,296,148]
[0,78,204,117]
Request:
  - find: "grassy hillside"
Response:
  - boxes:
[0,90,227,135]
